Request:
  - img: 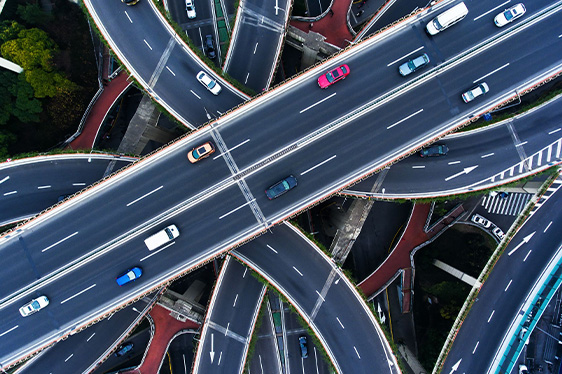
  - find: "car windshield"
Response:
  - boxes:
[191,149,200,159]
[504,10,514,20]
[207,80,216,89]
[271,181,289,194]
[466,91,475,100]
[127,271,135,279]
[340,66,348,74]
[326,73,335,83]
[31,301,40,309]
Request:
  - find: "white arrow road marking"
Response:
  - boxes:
[210,333,215,363]
[445,166,478,181]
[450,358,462,373]
[508,232,535,256]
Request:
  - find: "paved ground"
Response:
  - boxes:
[290,0,354,48]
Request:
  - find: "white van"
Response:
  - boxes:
[144,224,180,250]
[426,2,468,35]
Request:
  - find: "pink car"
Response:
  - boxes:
[317,64,350,88]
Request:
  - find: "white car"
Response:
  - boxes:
[492,226,505,240]
[462,82,489,103]
[196,71,221,95]
[186,0,196,19]
[519,364,529,374]
[471,214,491,228]
[494,3,526,27]
[19,296,49,317]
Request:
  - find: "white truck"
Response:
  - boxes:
[144,224,180,250]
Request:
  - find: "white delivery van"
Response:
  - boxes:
[426,2,468,35]
[144,224,180,250]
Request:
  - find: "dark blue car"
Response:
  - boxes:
[299,336,308,358]
[114,342,133,357]
[116,267,142,286]
[265,175,297,200]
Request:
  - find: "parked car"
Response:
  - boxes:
[462,82,489,103]
[115,343,134,357]
[196,71,221,95]
[187,142,215,163]
[419,144,448,157]
[116,267,143,286]
[19,296,49,317]
[494,3,526,27]
[186,0,196,19]
[265,175,297,200]
[398,53,430,76]
[471,214,492,228]
[317,64,350,88]
[299,336,308,358]
[205,35,216,59]
[492,226,505,240]
[121,0,139,5]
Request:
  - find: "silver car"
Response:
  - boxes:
[462,82,489,103]
[196,71,221,95]
[398,53,430,76]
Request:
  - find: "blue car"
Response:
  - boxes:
[114,342,133,357]
[116,267,142,286]
[265,175,297,200]
[299,336,308,358]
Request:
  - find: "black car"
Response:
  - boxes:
[265,175,297,200]
[114,342,133,357]
[205,35,216,59]
[121,0,139,5]
[419,144,449,157]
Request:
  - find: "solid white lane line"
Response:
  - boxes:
[213,139,250,159]
[3,191,16,196]
[266,244,278,253]
[0,325,18,337]
[126,186,163,207]
[0,176,9,184]
[473,1,511,21]
[245,72,250,84]
[505,280,512,291]
[42,231,79,253]
[225,322,230,336]
[61,284,96,304]
[481,152,495,158]
[412,165,425,169]
[140,242,174,262]
[315,290,325,302]
[87,333,95,342]
[218,351,223,366]
[548,128,561,135]
[488,310,495,322]
[143,39,153,50]
[125,11,133,23]
[73,183,86,186]
[300,155,337,175]
[472,341,479,354]
[472,63,509,83]
[300,93,336,113]
[336,317,344,328]
[65,354,73,362]
[219,200,254,220]
[386,108,423,129]
[37,185,51,189]
[354,346,361,359]
[293,266,303,276]
[523,250,532,262]
[517,141,528,146]
[254,43,259,54]
[233,294,238,307]
[190,90,201,99]
[386,46,425,66]
[166,66,176,76]
[448,161,460,165]
[544,221,553,232]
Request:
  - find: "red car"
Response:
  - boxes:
[317,64,350,88]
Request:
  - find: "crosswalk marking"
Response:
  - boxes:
[481,192,533,216]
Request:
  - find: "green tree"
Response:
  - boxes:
[0,21,24,43]
[0,71,42,125]
[1,27,57,71]
[16,3,52,26]
[0,131,15,158]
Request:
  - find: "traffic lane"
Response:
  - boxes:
[314,281,391,374]
[152,52,244,121]
[89,0,169,79]
[208,259,264,339]
[0,158,134,225]
[4,139,232,284]
[233,225,335,318]
[0,186,259,365]
[421,0,555,61]
[18,300,149,374]
[283,314,323,374]
[195,332,246,373]
[218,27,430,169]
[168,332,196,374]
[442,191,562,373]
